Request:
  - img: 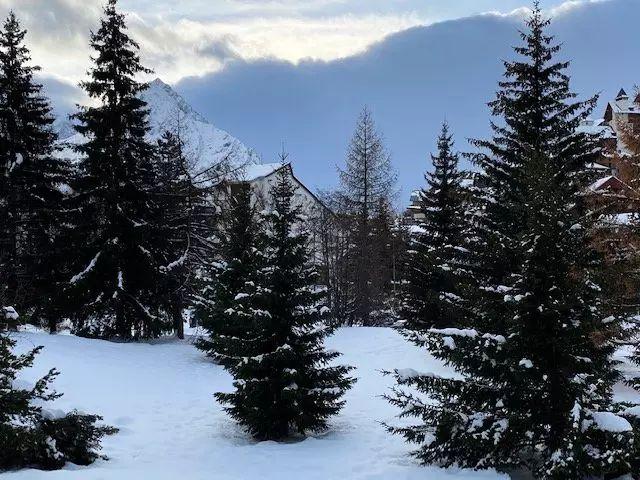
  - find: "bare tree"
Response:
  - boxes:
[337,107,397,325]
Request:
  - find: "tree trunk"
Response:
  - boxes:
[173,298,184,339]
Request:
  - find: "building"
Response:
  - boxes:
[226,162,329,220]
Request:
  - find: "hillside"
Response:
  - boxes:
[56,78,261,174]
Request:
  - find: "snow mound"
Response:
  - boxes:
[589,411,633,433]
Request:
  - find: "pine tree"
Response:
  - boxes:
[0,12,68,323]
[387,5,640,478]
[194,181,262,364]
[337,107,396,325]
[64,0,173,339]
[216,168,355,440]
[0,305,116,470]
[399,122,470,333]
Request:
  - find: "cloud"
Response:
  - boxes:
[173,0,639,198]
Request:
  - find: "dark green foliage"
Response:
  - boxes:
[0,308,116,471]
[215,168,355,440]
[194,182,262,364]
[399,122,470,333]
[387,5,640,479]
[0,12,68,323]
[64,0,173,339]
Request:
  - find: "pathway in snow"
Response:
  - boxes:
[6,328,507,480]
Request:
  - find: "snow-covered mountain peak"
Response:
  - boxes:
[141,78,260,172]
[57,78,260,174]
[144,78,209,125]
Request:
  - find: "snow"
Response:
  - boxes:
[589,411,633,433]
[56,78,262,175]
[588,175,615,192]
[241,163,285,181]
[70,252,101,284]
[518,359,533,369]
[429,327,478,338]
[2,306,19,320]
[6,328,507,480]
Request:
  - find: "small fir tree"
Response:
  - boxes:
[399,122,470,333]
[0,12,68,322]
[0,305,116,471]
[64,0,174,339]
[387,5,640,479]
[216,167,355,440]
[194,181,263,364]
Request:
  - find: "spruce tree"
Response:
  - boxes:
[193,181,262,364]
[337,107,396,325]
[64,0,173,339]
[0,12,68,322]
[399,122,470,333]
[0,305,116,470]
[216,168,355,440]
[387,5,640,478]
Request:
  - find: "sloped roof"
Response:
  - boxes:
[588,175,630,194]
[240,163,286,181]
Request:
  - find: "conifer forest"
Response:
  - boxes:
[1,1,640,479]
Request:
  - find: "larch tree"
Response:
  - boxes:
[64,0,174,339]
[155,130,202,339]
[216,168,355,440]
[337,107,396,326]
[0,12,68,326]
[387,5,640,478]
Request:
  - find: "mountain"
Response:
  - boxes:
[57,78,261,172]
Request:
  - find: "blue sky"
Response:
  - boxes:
[0,0,635,202]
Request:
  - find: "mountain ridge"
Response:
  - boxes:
[56,77,261,173]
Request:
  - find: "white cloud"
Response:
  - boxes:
[0,0,616,86]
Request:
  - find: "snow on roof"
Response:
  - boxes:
[608,90,640,115]
[239,163,285,182]
[588,175,615,192]
[585,162,611,171]
[577,118,615,138]
[599,212,636,228]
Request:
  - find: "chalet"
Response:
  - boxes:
[227,162,329,220]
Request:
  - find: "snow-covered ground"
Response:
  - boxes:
[4,328,509,480]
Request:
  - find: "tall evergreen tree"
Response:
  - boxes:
[337,107,396,325]
[64,0,174,339]
[193,181,262,363]
[0,305,116,471]
[399,122,470,333]
[216,168,355,440]
[0,12,68,321]
[387,6,640,478]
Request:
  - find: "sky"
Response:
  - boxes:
[0,0,637,201]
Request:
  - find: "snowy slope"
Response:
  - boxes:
[6,328,508,480]
[57,78,261,174]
